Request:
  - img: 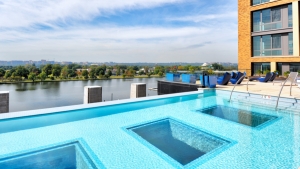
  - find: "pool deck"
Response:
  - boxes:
[213,80,300,99]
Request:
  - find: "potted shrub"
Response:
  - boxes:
[284,71,290,78]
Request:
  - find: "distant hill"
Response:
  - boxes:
[0,60,237,67]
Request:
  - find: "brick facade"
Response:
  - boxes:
[238,0,300,75]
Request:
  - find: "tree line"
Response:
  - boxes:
[0,63,236,82]
[0,64,167,82]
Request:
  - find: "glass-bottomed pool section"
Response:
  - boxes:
[196,105,278,128]
[0,90,299,169]
[0,140,98,169]
[128,118,232,166]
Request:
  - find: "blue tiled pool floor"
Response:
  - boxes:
[0,92,299,168]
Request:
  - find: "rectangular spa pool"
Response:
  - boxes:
[196,105,278,128]
[0,90,299,169]
[128,118,231,166]
[0,140,97,169]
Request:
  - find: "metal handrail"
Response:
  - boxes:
[229,75,246,102]
[275,72,298,110]
[246,79,250,91]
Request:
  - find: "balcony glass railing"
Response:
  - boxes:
[252,0,270,5]
[253,49,282,56]
[253,22,282,32]
[288,20,293,27]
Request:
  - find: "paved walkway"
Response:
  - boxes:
[215,80,300,99]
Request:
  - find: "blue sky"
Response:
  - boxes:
[0,0,237,63]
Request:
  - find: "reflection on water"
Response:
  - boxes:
[0,78,163,112]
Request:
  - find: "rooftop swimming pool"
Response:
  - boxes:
[0,89,299,169]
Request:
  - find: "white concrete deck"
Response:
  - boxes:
[215,79,300,99]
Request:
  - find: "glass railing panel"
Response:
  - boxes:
[271,50,282,56]
[261,50,272,56]
[253,24,260,32]
[261,22,282,31]
[288,20,293,27]
[252,0,270,5]
[253,50,261,56]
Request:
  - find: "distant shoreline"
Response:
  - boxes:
[0,75,164,84]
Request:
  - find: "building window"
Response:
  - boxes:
[288,4,293,27]
[288,32,293,55]
[277,62,300,75]
[252,5,292,32]
[252,63,270,75]
[253,34,283,56]
[252,0,270,6]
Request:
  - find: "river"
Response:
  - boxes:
[0,78,163,112]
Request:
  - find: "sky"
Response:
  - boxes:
[0,0,237,63]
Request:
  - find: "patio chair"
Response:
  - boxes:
[230,72,244,84]
[217,72,231,85]
[249,72,273,82]
[258,72,273,82]
[231,72,237,79]
[247,72,275,91]
[268,72,277,82]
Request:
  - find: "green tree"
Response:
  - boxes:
[82,70,89,79]
[154,66,165,74]
[170,66,178,73]
[28,73,37,82]
[15,66,29,78]
[42,64,52,76]
[212,63,224,70]
[61,66,68,79]
[11,72,18,81]
[116,67,120,76]
[138,70,144,75]
[89,68,97,79]
[132,66,139,71]
[0,68,5,80]
[52,64,62,78]
[158,71,163,77]
[4,71,11,81]
[189,66,196,74]
[107,70,112,77]
[144,66,149,74]
[39,72,47,81]
[147,73,151,78]
[68,69,77,78]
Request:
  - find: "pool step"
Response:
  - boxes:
[230,99,291,110]
[231,95,300,114]
[230,95,297,111]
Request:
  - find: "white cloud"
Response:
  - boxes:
[0,25,237,62]
[0,0,184,28]
[0,0,238,63]
[166,12,237,23]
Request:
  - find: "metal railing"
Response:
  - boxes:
[275,72,298,110]
[229,75,246,102]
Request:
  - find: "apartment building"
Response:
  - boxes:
[238,0,300,76]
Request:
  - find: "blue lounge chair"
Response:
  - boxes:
[249,72,273,82]
[231,72,237,79]
[250,72,273,83]
[217,72,231,85]
[230,72,244,84]
[268,72,277,82]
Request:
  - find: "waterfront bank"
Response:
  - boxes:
[0,75,163,84]
[0,78,163,112]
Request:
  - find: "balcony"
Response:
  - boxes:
[253,22,282,32]
[252,0,270,6]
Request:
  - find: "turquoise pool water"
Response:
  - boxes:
[0,90,299,169]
